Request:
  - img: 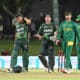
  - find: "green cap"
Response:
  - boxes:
[76,15,80,21]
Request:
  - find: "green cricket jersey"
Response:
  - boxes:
[37,23,56,40]
[57,21,76,42]
[15,22,28,39]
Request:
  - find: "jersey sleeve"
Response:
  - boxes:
[73,22,79,39]
[37,24,43,35]
[72,22,77,32]
[57,22,63,40]
[52,23,57,32]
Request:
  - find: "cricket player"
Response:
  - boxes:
[56,11,76,73]
[36,14,56,73]
[75,15,80,70]
[7,14,31,72]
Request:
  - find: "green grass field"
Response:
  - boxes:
[0,39,40,56]
[0,69,80,80]
[0,39,76,56]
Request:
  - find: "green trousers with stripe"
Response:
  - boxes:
[11,39,29,71]
[62,41,73,69]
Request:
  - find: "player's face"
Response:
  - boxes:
[17,16,23,23]
[45,15,52,24]
[65,15,72,21]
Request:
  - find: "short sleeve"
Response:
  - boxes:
[37,24,44,35]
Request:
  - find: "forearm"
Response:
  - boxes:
[56,29,62,40]
[24,17,31,25]
[36,34,43,40]
[28,32,31,40]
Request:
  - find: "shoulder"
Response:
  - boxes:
[15,22,19,26]
[51,22,55,25]
[39,23,45,28]
[60,21,65,26]
[71,21,77,26]
[61,21,65,24]
[71,21,76,23]
[41,23,46,26]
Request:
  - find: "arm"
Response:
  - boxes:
[57,23,63,40]
[24,17,31,25]
[53,25,58,37]
[27,25,31,42]
[36,24,43,40]
[28,32,31,42]
[56,23,63,45]
[12,17,17,26]
[36,34,43,40]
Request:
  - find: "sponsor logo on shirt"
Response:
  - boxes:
[43,29,53,32]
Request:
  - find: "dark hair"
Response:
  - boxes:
[15,14,23,18]
[45,13,52,18]
[64,11,72,16]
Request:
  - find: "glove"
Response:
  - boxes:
[57,41,62,46]
[49,36,56,42]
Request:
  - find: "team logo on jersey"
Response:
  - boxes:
[43,29,53,32]
[63,28,72,31]
[17,27,24,32]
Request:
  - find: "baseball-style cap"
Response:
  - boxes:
[76,15,80,21]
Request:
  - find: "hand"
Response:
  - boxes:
[49,36,56,42]
[54,31,57,36]
[38,36,43,40]
[56,40,60,45]
[35,34,43,40]
[24,17,31,25]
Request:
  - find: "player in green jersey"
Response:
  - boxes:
[7,14,31,72]
[75,15,80,71]
[36,14,57,73]
[56,11,76,73]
